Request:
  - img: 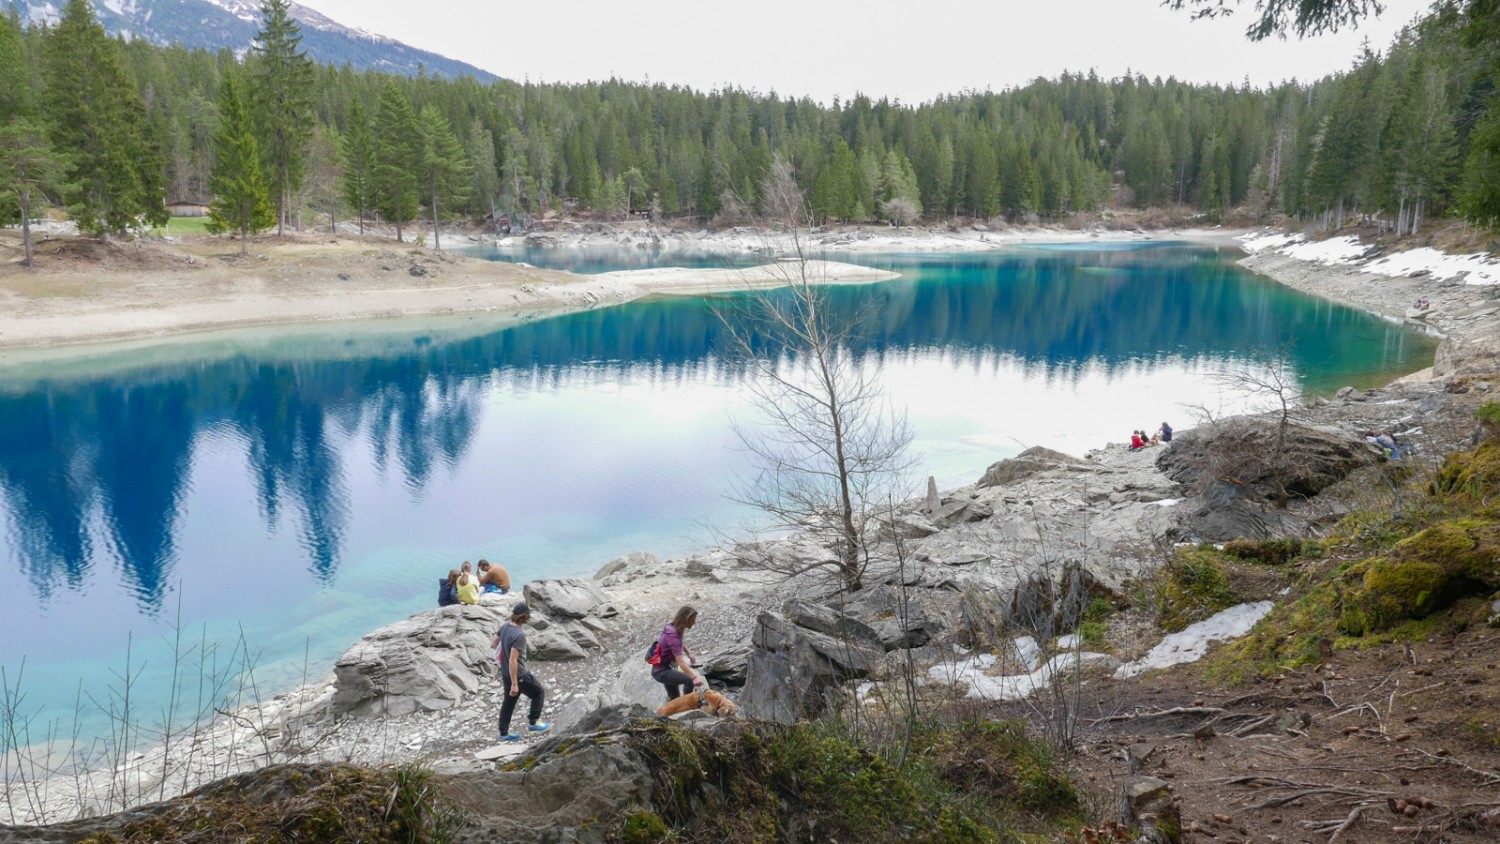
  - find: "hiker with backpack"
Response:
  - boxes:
[647,605,704,702]
[491,601,550,741]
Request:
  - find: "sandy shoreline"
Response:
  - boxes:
[0,224,1242,356]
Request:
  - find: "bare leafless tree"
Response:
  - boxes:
[717,204,913,594]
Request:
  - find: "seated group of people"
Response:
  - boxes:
[1365,430,1409,460]
[1129,422,1172,451]
[438,559,511,606]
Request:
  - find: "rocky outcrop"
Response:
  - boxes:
[1157,419,1380,541]
[978,445,1088,488]
[525,578,611,619]
[315,604,507,719]
[739,600,884,722]
[447,732,654,844]
[958,559,1107,647]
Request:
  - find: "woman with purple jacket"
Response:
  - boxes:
[650,605,705,701]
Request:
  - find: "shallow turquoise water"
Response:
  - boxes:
[0,243,1435,742]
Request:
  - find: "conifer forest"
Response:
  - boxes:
[2,0,1500,241]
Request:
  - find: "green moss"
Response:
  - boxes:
[619,810,672,844]
[1156,546,1239,632]
[1431,443,1500,502]
[1337,557,1449,635]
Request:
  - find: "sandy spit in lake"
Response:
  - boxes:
[0,224,1241,354]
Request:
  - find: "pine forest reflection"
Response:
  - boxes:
[0,245,1434,727]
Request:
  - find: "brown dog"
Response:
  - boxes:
[656,688,739,718]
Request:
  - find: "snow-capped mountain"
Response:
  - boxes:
[5,0,495,81]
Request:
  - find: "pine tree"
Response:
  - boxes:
[206,72,275,255]
[250,0,314,236]
[373,81,420,242]
[468,124,499,223]
[0,11,69,267]
[44,0,167,240]
[339,99,376,236]
[416,104,471,251]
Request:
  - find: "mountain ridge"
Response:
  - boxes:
[5,0,497,81]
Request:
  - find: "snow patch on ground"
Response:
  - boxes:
[929,644,1116,702]
[1115,601,1274,679]
[1365,247,1500,286]
[1240,229,1500,286]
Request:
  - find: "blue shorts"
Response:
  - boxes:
[483,584,508,594]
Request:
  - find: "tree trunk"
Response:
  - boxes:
[19,180,33,268]
[431,179,442,252]
[239,221,248,256]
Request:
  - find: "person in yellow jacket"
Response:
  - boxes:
[457,568,481,605]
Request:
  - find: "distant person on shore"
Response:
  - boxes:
[1158,422,1173,443]
[649,605,705,702]
[478,559,511,594]
[492,602,549,741]
[457,568,480,605]
[438,569,459,607]
[1129,431,1145,451]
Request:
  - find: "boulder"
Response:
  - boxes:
[527,626,589,661]
[525,578,610,620]
[595,551,657,580]
[839,585,946,651]
[978,446,1087,488]
[1120,776,1181,844]
[739,600,885,722]
[699,642,752,686]
[1157,418,1381,541]
[926,496,995,529]
[318,605,506,719]
[447,734,654,843]
[959,560,1107,647]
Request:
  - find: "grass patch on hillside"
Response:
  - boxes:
[625,718,1082,843]
[1205,406,1500,682]
[75,764,460,844]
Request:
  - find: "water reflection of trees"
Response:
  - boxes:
[0,248,1430,607]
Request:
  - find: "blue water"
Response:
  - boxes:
[0,243,1435,743]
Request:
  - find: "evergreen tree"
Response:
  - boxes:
[339,98,376,236]
[372,81,420,242]
[250,0,314,235]
[499,127,531,219]
[206,71,275,255]
[416,104,471,251]
[0,11,68,266]
[43,0,167,240]
[468,124,499,223]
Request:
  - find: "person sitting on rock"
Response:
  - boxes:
[1375,431,1400,459]
[650,605,705,702]
[438,569,460,607]
[1129,431,1146,451]
[456,569,480,605]
[1157,421,1173,443]
[478,559,511,594]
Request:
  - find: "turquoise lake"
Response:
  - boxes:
[0,243,1436,741]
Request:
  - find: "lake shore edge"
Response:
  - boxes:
[0,223,1240,355]
[4,224,1498,829]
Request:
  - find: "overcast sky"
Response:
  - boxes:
[298,0,1436,103]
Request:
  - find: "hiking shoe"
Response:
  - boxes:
[499,733,523,742]
[527,722,551,733]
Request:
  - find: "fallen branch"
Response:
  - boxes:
[1089,706,1225,725]
[1298,801,1378,842]
[1409,748,1500,787]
